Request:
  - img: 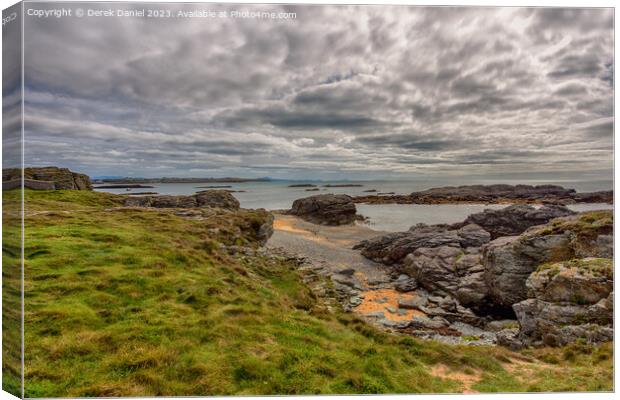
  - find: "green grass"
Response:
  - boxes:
[2,189,613,396]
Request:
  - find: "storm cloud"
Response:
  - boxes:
[20,3,613,180]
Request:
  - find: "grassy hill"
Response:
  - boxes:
[2,190,613,396]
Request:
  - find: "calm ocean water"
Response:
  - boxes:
[95,179,613,232]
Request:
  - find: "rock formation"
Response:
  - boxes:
[288,194,358,225]
[353,184,612,205]
[512,258,612,347]
[3,167,92,190]
[353,207,613,347]
[482,211,612,308]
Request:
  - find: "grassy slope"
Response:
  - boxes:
[2,190,22,396]
[3,190,612,396]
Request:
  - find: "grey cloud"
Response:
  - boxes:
[17,4,613,180]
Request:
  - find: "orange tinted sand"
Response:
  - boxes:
[354,288,426,322]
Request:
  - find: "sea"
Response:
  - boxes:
[95,179,614,232]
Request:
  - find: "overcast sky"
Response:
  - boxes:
[21,4,613,180]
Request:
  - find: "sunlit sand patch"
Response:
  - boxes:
[273,215,359,246]
[354,288,426,322]
[430,364,482,394]
[273,217,316,236]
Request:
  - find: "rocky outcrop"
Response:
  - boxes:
[3,167,92,190]
[353,184,612,205]
[573,190,613,204]
[288,194,357,225]
[402,246,489,308]
[354,223,490,265]
[124,190,240,210]
[482,211,613,308]
[513,258,612,347]
[458,204,575,239]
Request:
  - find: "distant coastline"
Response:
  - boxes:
[93,177,272,184]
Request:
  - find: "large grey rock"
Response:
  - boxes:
[289,194,357,225]
[482,211,613,308]
[402,247,488,307]
[354,223,490,265]
[403,246,461,295]
[460,204,575,239]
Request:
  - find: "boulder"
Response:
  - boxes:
[512,258,613,347]
[460,204,575,239]
[482,211,613,308]
[124,190,240,210]
[195,190,241,210]
[3,166,92,190]
[289,194,357,225]
[496,328,524,350]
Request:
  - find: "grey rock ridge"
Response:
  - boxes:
[353,184,613,205]
[288,194,358,225]
[3,167,92,190]
[124,190,241,210]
